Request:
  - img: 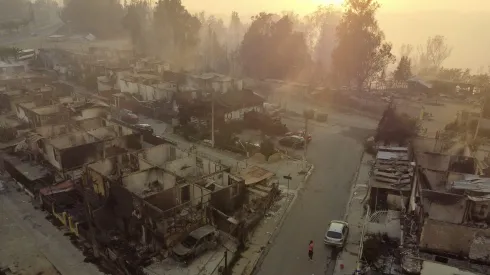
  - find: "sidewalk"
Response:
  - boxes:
[333,153,373,275]
[0,179,103,275]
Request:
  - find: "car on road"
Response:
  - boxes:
[279,135,305,149]
[285,130,311,143]
[324,220,349,248]
[315,113,328,122]
[172,225,220,262]
[134,123,153,134]
[120,109,139,124]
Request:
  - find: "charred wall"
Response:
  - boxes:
[210,182,246,216]
[61,142,103,170]
[144,188,178,212]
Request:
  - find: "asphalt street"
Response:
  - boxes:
[254,115,374,275]
[0,20,62,47]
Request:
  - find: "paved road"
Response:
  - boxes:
[0,20,62,47]
[254,118,374,275]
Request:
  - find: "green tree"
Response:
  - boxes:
[331,0,394,90]
[153,0,201,68]
[393,56,412,84]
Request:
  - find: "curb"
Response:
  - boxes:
[249,164,315,275]
[342,151,365,221]
[333,151,366,275]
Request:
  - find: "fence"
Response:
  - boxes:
[207,252,227,275]
[357,209,391,270]
[357,205,371,270]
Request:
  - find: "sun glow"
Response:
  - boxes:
[312,0,345,6]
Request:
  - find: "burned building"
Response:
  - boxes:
[368,146,414,211]
[78,143,247,273]
[397,150,490,274]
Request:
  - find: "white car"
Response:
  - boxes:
[324,220,349,247]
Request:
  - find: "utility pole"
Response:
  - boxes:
[474,95,486,141]
[303,115,308,168]
[283,174,292,195]
[211,84,215,148]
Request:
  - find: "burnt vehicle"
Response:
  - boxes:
[172,225,219,262]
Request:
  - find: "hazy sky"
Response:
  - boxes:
[181,0,490,71]
[181,0,490,14]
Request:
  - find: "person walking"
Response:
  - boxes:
[308,240,314,261]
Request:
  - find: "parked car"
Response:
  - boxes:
[285,130,312,143]
[279,135,305,149]
[120,109,139,124]
[316,113,328,122]
[172,225,220,262]
[134,123,153,134]
[324,220,349,248]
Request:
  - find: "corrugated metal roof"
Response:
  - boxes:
[371,146,413,190]
[452,176,490,193]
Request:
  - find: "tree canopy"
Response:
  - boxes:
[393,56,412,84]
[61,0,125,38]
[153,0,201,68]
[331,0,394,89]
[123,0,150,54]
[240,13,310,80]
[375,103,420,146]
[412,35,452,77]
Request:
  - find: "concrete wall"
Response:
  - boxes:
[122,167,176,197]
[423,194,467,224]
[59,96,75,104]
[471,201,490,221]
[35,124,76,138]
[87,168,108,196]
[43,142,62,170]
[164,155,225,179]
[77,117,107,130]
[97,76,113,92]
[119,79,138,95]
[49,132,98,149]
[138,144,187,166]
[79,107,109,120]
[480,118,490,131]
[61,142,104,170]
[88,154,154,177]
[103,134,142,151]
[16,102,35,122]
[119,79,175,102]
[144,183,210,212]
[88,126,119,139]
[210,178,245,215]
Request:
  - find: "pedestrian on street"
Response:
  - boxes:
[308,240,314,261]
